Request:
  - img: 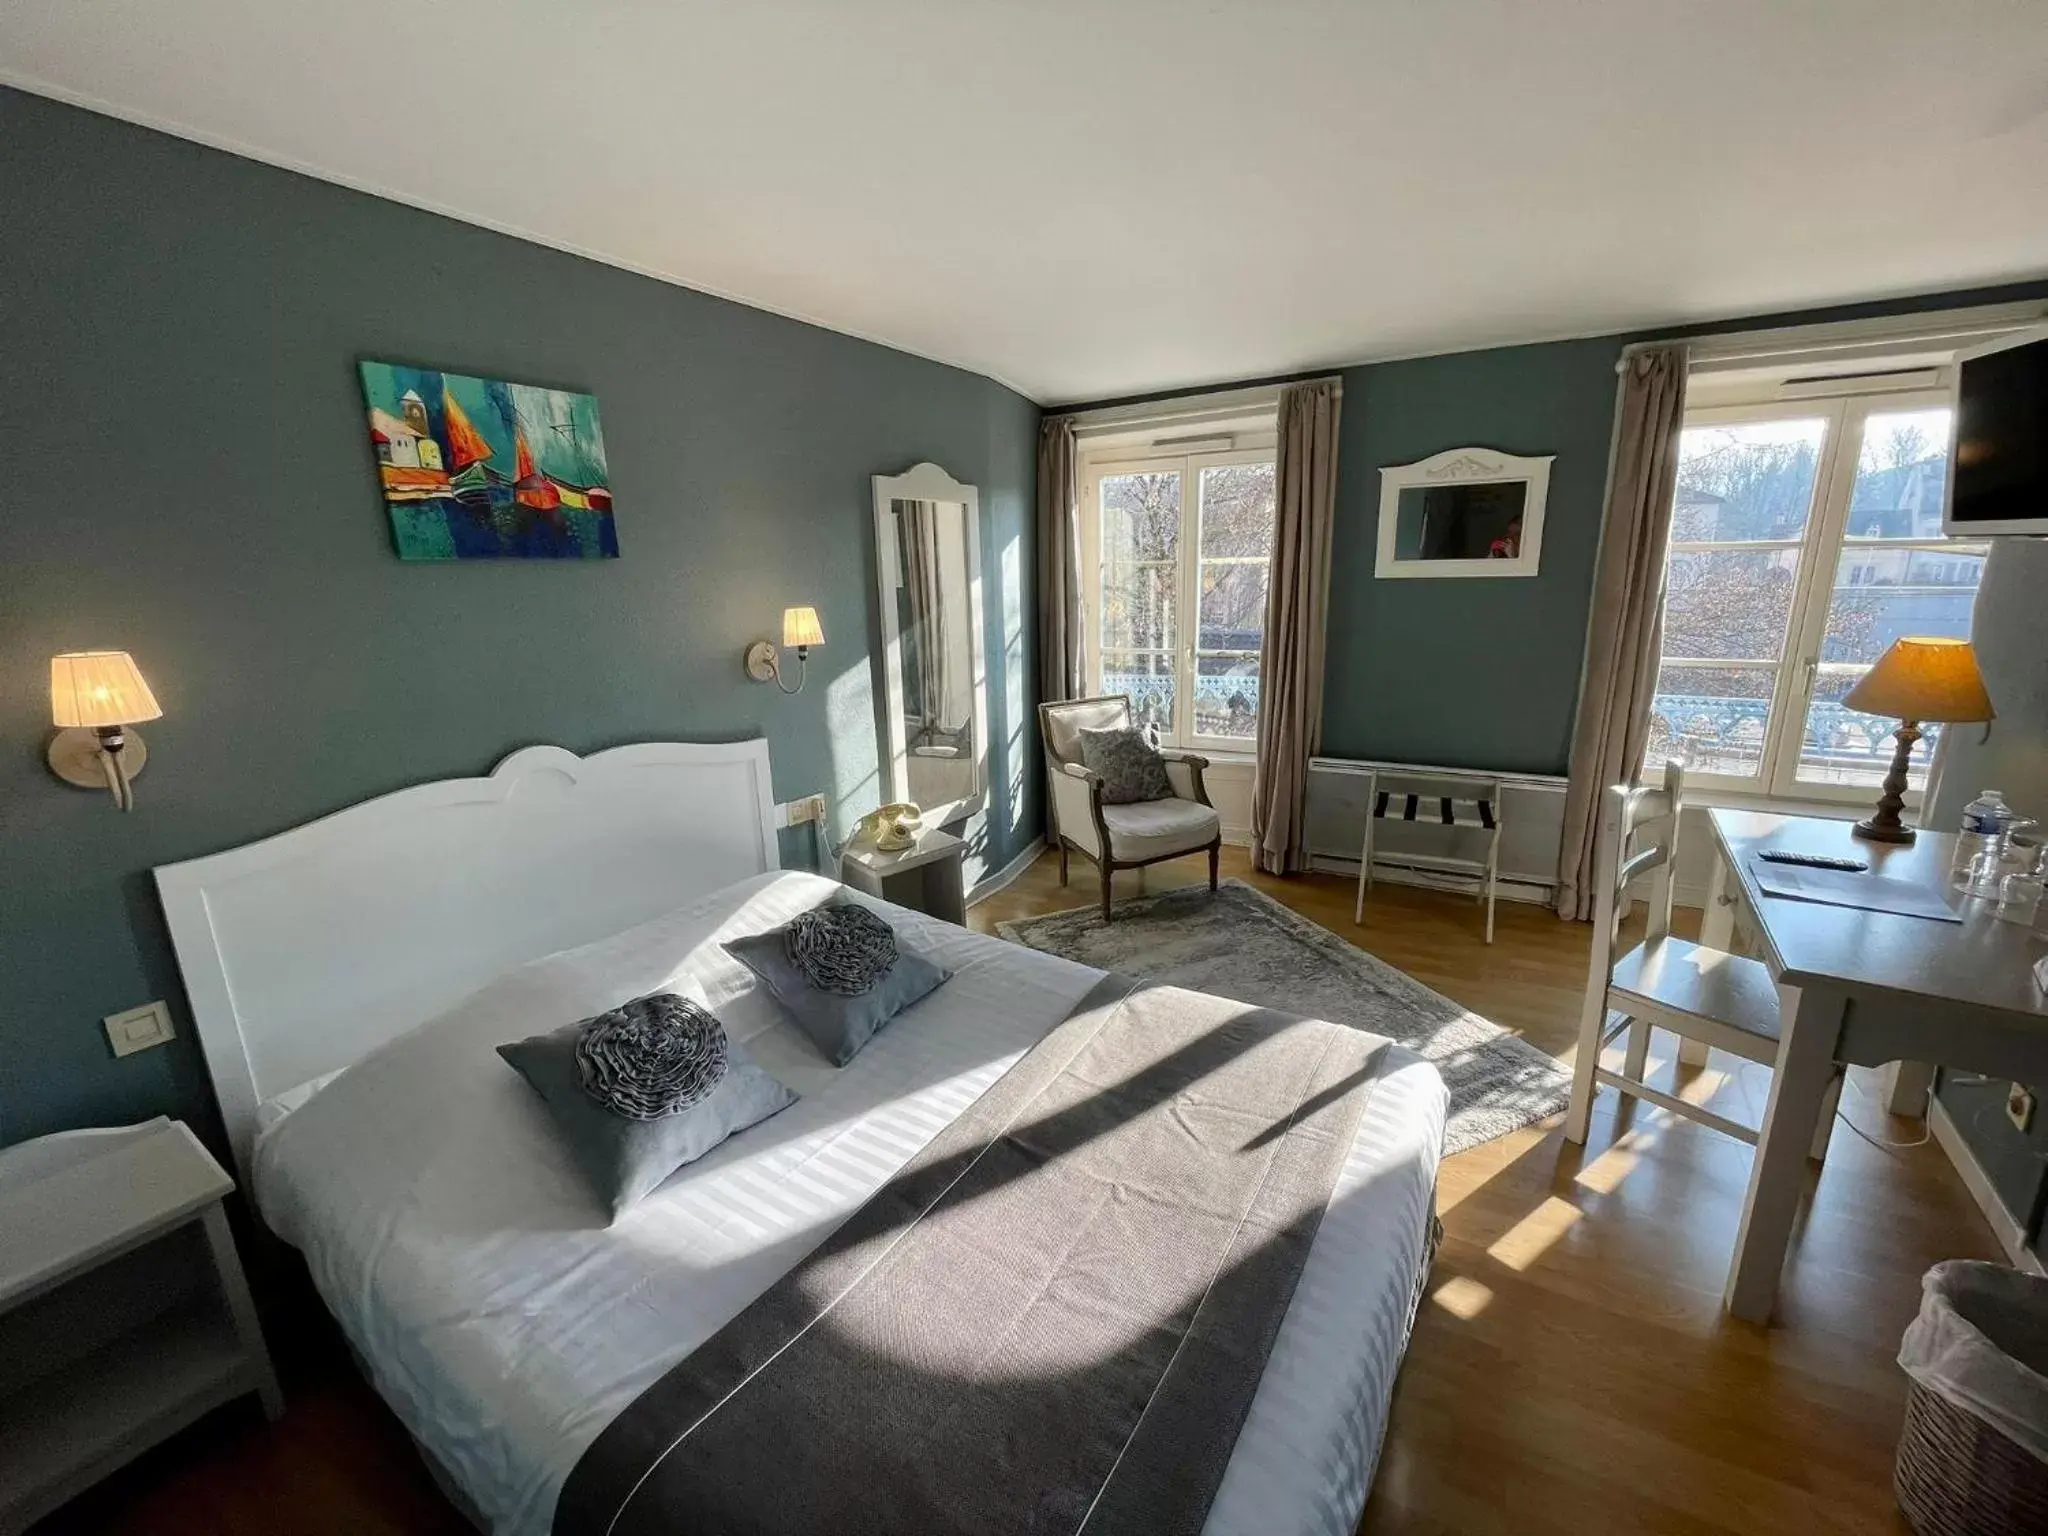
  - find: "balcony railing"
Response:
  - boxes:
[1648,691,1911,777]
[1104,670,1259,740]
[1096,681,1908,774]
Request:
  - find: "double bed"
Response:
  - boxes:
[156,741,1446,1536]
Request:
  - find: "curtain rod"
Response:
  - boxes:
[1061,376,1341,432]
[1614,299,2048,375]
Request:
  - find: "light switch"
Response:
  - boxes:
[105,1000,175,1058]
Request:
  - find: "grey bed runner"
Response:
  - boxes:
[555,975,1392,1536]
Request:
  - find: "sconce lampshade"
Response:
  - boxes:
[1842,637,1995,724]
[51,651,163,729]
[782,606,825,649]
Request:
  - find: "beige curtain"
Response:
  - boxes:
[1251,380,1342,875]
[1037,417,1083,702]
[1555,343,1689,919]
[1037,416,1084,844]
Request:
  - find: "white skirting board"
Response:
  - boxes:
[1304,755,1568,903]
[965,839,1045,906]
[1927,1089,2047,1276]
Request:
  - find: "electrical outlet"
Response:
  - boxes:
[105,1000,175,1058]
[788,794,828,826]
[2007,1083,2036,1134]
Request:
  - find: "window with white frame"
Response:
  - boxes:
[1080,435,1278,752]
[1646,389,1986,801]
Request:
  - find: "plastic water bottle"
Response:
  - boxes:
[1951,790,2012,888]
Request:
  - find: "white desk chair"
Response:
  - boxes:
[1354,769,1503,943]
[1563,762,1841,1159]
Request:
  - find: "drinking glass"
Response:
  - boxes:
[1993,842,2047,926]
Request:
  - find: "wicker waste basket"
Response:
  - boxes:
[1895,1260,2048,1535]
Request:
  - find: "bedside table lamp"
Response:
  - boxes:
[1842,636,1994,844]
[49,650,163,812]
[743,606,825,695]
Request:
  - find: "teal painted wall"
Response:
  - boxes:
[0,88,1041,1148]
[1322,337,1627,772]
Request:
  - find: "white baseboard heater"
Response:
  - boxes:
[1305,756,1569,906]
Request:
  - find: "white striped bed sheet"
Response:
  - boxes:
[252,870,1446,1536]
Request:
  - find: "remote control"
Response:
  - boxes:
[1757,849,1868,872]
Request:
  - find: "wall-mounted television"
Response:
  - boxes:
[1945,324,2048,537]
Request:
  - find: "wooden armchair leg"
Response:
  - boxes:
[1208,843,1219,892]
[1100,863,1114,922]
[1058,843,1068,885]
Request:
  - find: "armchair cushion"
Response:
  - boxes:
[1101,798,1220,862]
[1042,696,1133,764]
[1077,724,1173,805]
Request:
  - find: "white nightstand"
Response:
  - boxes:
[840,826,968,925]
[0,1117,281,1535]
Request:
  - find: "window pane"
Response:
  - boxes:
[1199,561,1268,651]
[1102,470,1181,560]
[1199,463,1275,557]
[1794,667,1944,790]
[1647,665,1775,780]
[1819,545,1984,665]
[1671,418,1828,542]
[1100,649,1174,737]
[1102,561,1176,652]
[1194,654,1259,740]
[1845,408,1952,540]
[1662,548,1801,661]
[1100,469,1180,658]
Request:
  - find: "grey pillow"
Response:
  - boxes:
[1077,724,1173,804]
[723,896,950,1066]
[498,993,797,1223]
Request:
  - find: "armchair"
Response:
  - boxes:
[1038,695,1222,920]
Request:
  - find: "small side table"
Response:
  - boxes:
[0,1117,281,1535]
[840,826,968,925]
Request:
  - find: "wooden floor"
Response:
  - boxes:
[45,848,1994,1534]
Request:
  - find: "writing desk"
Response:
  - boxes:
[1702,809,2048,1322]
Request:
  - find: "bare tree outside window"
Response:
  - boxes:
[1647,404,1983,793]
[1095,457,1276,744]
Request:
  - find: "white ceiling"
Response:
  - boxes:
[5,1,2046,404]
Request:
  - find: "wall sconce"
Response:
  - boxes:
[49,651,163,811]
[743,606,824,696]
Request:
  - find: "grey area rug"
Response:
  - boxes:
[998,879,1571,1156]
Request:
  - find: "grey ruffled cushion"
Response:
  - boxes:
[1077,724,1173,804]
[783,903,899,995]
[499,993,797,1222]
[724,896,950,1066]
[575,992,729,1120]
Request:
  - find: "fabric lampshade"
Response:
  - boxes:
[50,651,163,728]
[1842,637,1994,724]
[782,606,825,649]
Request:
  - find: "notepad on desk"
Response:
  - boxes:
[1748,855,1964,923]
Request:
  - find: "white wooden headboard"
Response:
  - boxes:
[155,740,779,1181]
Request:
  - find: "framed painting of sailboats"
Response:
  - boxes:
[358,360,619,560]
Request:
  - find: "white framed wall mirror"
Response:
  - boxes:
[1375,447,1554,578]
[872,462,988,827]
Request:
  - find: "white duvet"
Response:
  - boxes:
[254,871,1446,1536]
